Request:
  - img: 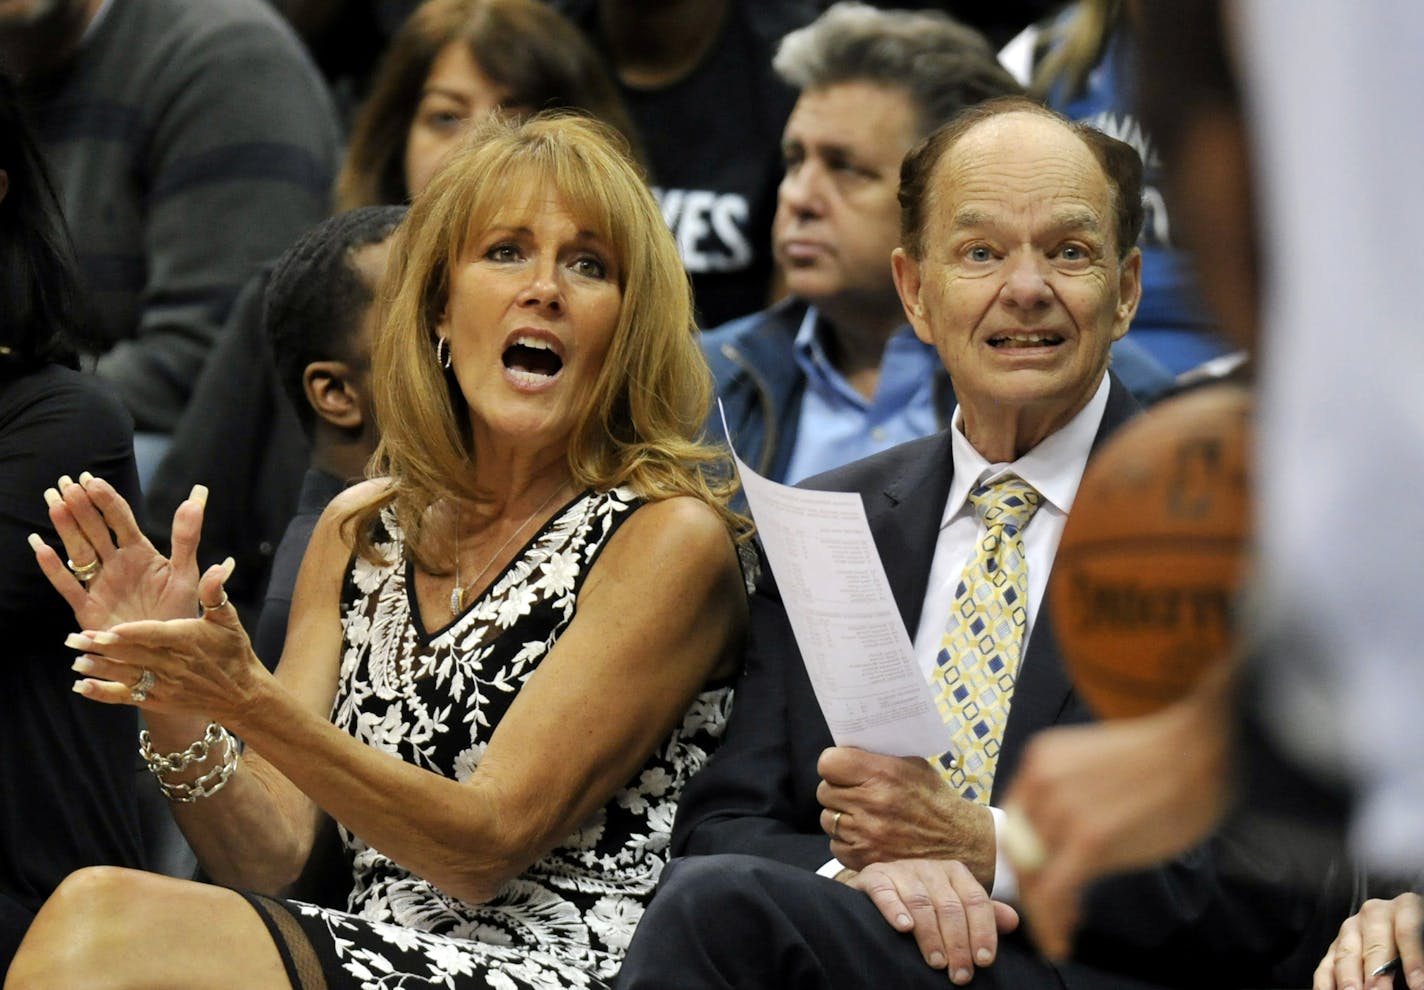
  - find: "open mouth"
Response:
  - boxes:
[502,336,564,381]
[988,332,1064,349]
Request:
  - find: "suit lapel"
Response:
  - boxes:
[863,432,957,637]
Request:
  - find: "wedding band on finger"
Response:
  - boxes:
[201,591,229,613]
[129,667,156,703]
[67,557,101,583]
[831,810,844,841]
[1002,806,1050,873]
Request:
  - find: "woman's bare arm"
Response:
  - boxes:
[69,492,746,904]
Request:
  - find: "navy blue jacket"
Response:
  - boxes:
[676,375,1344,987]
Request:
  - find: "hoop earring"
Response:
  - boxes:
[436,336,451,370]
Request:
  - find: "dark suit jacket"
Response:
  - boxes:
[672,373,1344,988]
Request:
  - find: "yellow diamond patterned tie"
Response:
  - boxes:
[930,475,1043,803]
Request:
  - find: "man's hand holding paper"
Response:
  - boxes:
[817,747,997,886]
[730,438,948,758]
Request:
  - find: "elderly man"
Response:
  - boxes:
[618,98,1324,990]
[702,2,1171,487]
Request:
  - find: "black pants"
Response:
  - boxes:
[617,855,1172,990]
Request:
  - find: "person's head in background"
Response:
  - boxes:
[770,1,1021,337]
[1134,1,1255,351]
[335,0,642,210]
[0,71,96,374]
[266,206,408,484]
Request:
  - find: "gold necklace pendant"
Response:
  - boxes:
[449,481,571,618]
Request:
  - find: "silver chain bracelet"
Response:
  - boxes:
[139,721,239,803]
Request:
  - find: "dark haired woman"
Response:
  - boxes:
[0,73,146,975]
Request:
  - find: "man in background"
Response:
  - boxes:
[254,206,405,670]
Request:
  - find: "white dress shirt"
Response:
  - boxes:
[818,374,1111,900]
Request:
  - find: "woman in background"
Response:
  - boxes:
[336,0,643,208]
[0,74,145,974]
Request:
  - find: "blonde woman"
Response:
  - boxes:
[11,114,747,990]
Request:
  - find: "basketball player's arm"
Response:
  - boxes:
[1000,664,1236,958]
[816,747,998,887]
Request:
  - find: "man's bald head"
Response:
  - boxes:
[898,96,1144,262]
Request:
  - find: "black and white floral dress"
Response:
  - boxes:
[244,487,732,990]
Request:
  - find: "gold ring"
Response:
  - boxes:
[831,810,843,841]
[130,668,156,703]
[201,591,229,613]
[67,557,100,582]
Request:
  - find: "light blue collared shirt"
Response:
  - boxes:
[782,306,942,484]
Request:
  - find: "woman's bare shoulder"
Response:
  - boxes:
[608,493,737,570]
[316,477,394,521]
[308,478,396,549]
[327,477,392,512]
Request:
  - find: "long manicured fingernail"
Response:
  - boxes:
[58,475,74,489]
[221,555,236,579]
[44,488,62,508]
[79,471,94,485]
[71,656,96,673]
[27,533,45,552]
[190,484,209,508]
[71,681,90,696]
[91,631,118,645]
[65,633,93,650]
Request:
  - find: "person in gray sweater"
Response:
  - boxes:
[0,0,341,442]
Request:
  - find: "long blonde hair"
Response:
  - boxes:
[345,113,747,570]
[1029,0,1123,104]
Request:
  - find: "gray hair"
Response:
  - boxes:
[773,1,1023,136]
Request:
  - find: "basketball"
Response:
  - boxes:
[1049,383,1252,719]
